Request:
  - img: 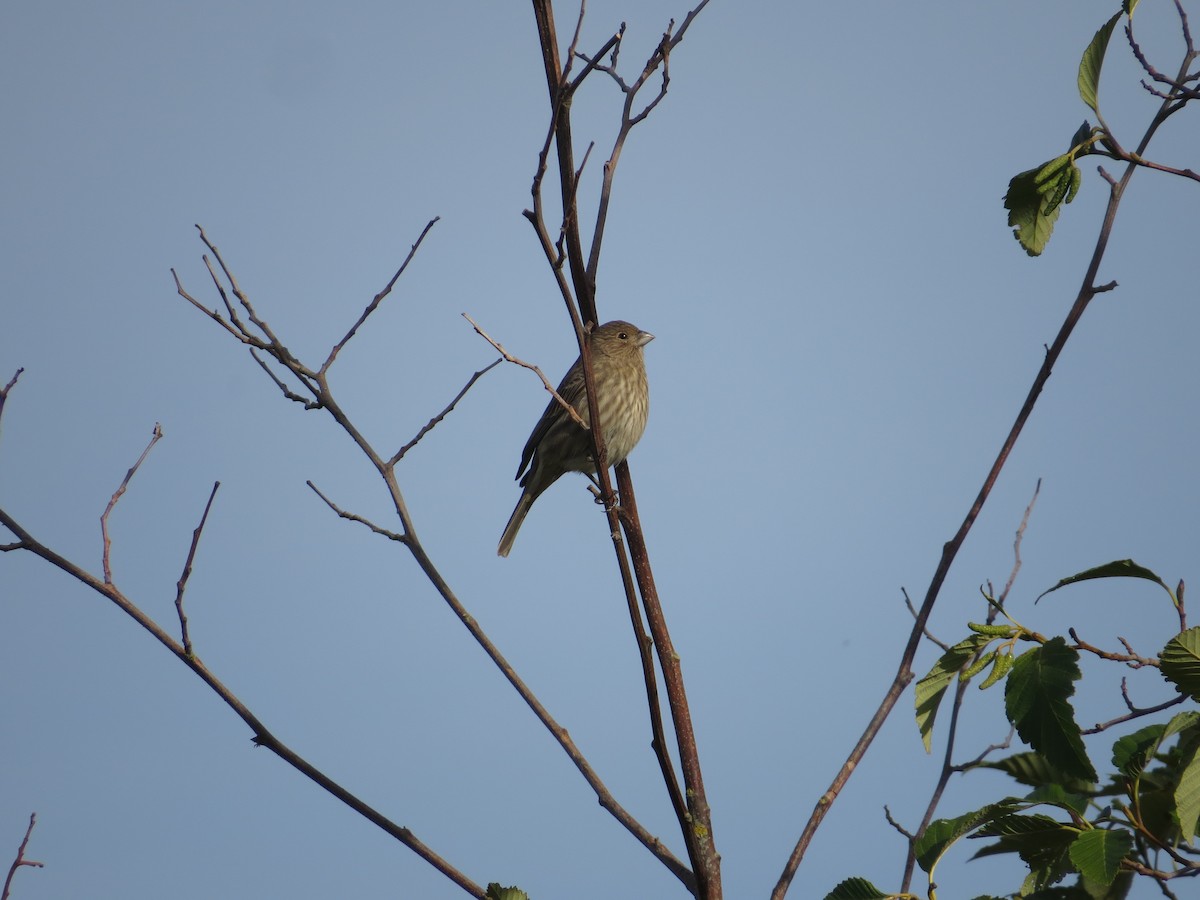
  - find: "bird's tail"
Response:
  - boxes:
[497,490,535,557]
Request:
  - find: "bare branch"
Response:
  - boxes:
[1082,682,1186,735]
[0,368,24,429]
[389,359,502,466]
[2,813,43,900]
[0,504,487,898]
[461,313,589,429]
[320,217,441,374]
[175,482,220,657]
[902,586,949,651]
[307,481,407,543]
[249,349,321,410]
[101,424,164,585]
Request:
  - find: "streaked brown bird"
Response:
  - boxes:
[498,320,653,557]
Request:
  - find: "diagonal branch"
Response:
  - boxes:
[771,27,1200,900]
[174,481,220,657]
[390,358,502,465]
[0,504,488,898]
[101,424,164,585]
[321,217,440,375]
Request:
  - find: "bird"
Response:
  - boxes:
[498,320,653,557]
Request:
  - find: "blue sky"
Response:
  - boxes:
[2,2,1198,898]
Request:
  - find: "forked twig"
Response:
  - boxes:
[462,313,588,429]
[2,813,43,900]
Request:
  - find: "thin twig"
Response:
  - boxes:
[902,587,949,651]
[101,424,164,585]
[320,217,440,374]
[461,313,588,429]
[175,482,220,657]
[176,222,693,890]
[2,813,43,900]
[1069,628,1159,668]
[307,481,407,543]
[0,368,24,430]
[389,359,501,466]
[773,55,1195,886]
[0,505,487,898]
[1082,684,1185,735]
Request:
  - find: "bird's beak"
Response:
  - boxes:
[637,331,655,347]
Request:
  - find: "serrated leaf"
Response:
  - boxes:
[916,633,992,751]
[1069,829,1132,885]
[1026,783,1090,815]
[1175,733,1200,839]
[1037,559,1170,602]
[486,885,529,900]
[1079,13,1122,113]
[1111,711,1199,781]
[821,876,890,900]
[1111,723,1166,778]
[979,751,1091,792]
[915,800,1021,875]
[1005,639,1097,782]
[972,813,1077,887]
[1005,167,1064,257]
[1161,627,1200,701]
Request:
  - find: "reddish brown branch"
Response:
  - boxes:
[2,813,43,900]
[772,31,1199,900]
[173,223,692,888]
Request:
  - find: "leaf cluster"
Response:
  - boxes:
[832,560,1200,899]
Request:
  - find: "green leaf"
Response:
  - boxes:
[1026,783,1090,816]
[979,751,1092,793]
[1068,829,1132,886]
[1079,13,1122,113]
[1111,723,1166,777]
[1004,153,1082,257]
[915,800,1021,876]
[915,633,992,751]
[972,813,1077,888]
[821,876,890,900]
[1123,0,1139,17]
[1161,627,1200,701]
[1037,558,1171,602]
[1175,718,1200,839]
[486,886,529,900]
[1005,639,1097,782]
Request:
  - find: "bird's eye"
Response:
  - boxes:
[618,331,628,340]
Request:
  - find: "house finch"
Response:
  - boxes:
[498,320,653,557]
